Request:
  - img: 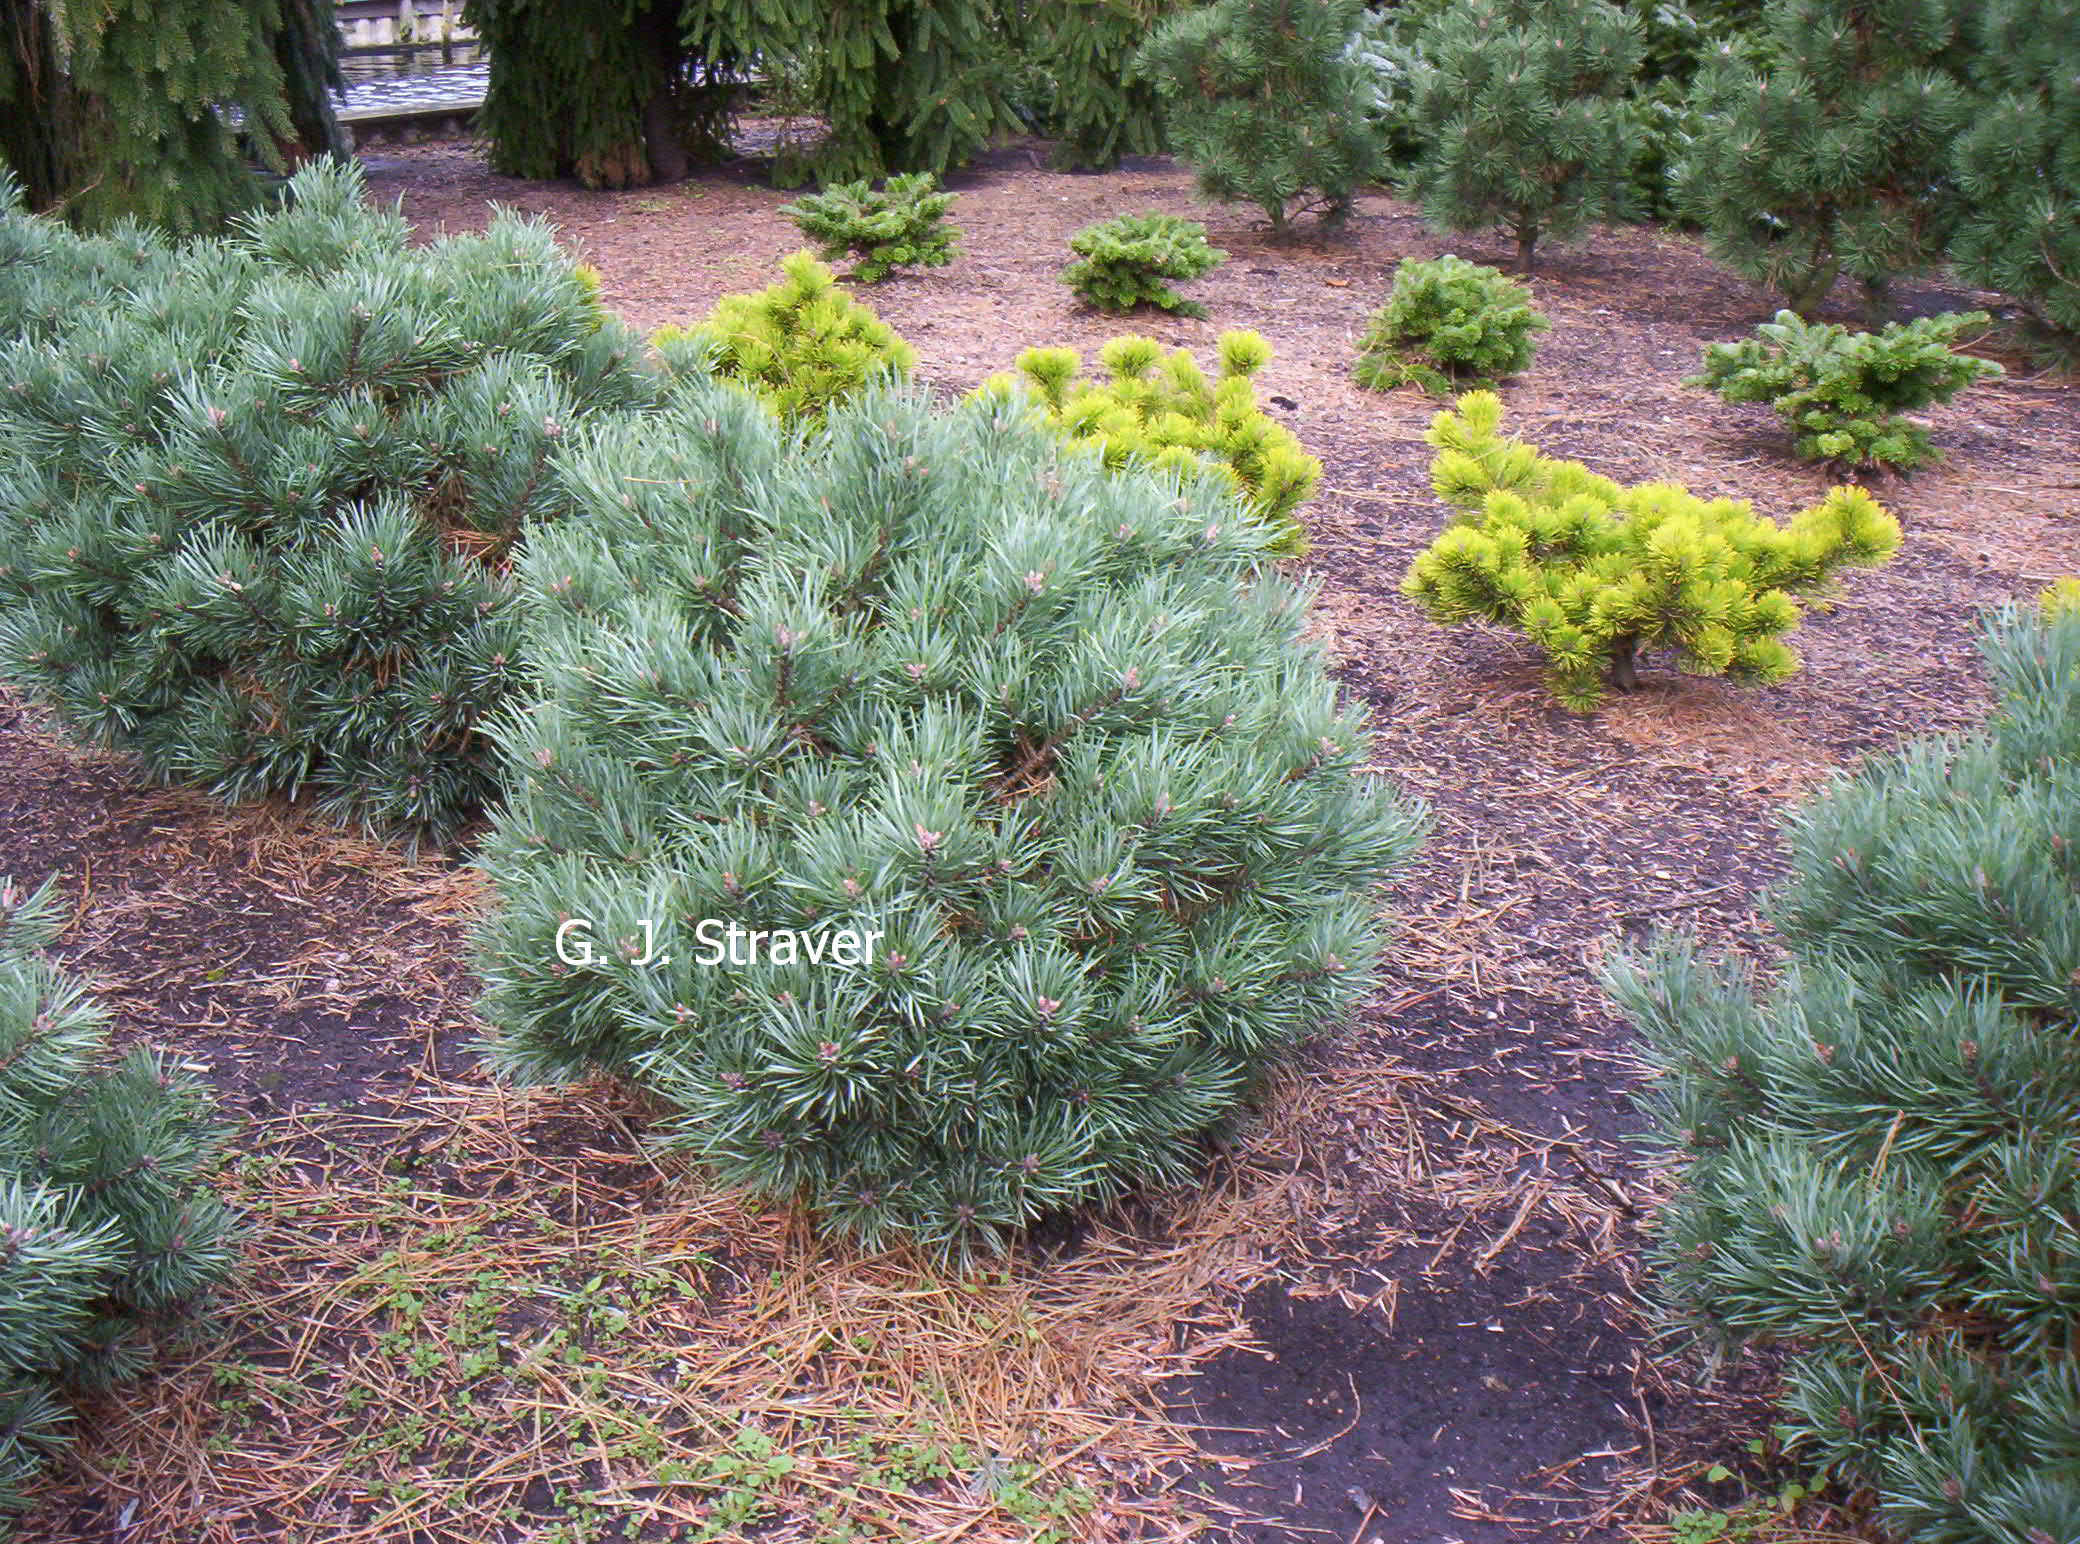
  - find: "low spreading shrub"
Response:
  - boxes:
[976,331,1319,555]
[1402,391,1900,710]
[0,159,655,841]
[651,252,914,425]
[0,877,237,1519]
[1605,601,2080,1544]
[1061,213,1226,318]
[1688,310,2004,473]
[1352,255,1548,395]
[776,173,961,283]
[473,380,1425,1261]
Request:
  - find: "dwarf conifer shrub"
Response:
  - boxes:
[977,331,1318,555]
[651,252,914,425]
[777,173,961,283]
[1689,310,2004,473]
[1604,603,2080,1544]
[474,381,1424,1261]
[1402,391,1900,710]
[0,877,237,1518]
[1062,213,1226,318]
[1353,255,1549,395]
[0,160,655,842]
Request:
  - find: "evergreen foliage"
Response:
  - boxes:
[1604,602,2080,1544]
[1402,391,1899,709]
[0,159,655,842]
[1675,0,1970,314]
[468,0,1020,187]
[1689,309,2002,472]
[1020,0,1180,171]
[1134,0,1387,238]
[1352,255,1549,395]
[651,253,914,424]
[978,331,1318,555]
[1061,213,1226,317]
[1949,0,2080,359]
[0,0,344,232]
[1401,0,1643,273]
[0,876,238,1519]
[777,174,961,283]
[473,380,1424,1261]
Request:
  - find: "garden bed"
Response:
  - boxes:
[8,133,2076,1544]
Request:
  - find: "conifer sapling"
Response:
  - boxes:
[777,173,962,283]
[1353,255,1549,395]
[1062,213,1226,318]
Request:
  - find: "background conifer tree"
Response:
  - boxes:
[1676,0,1969,314]
[1401,0,1643,272]
[1948,0,2080,358]
[1020,0,1181,171]
[1135,0,1387,238]
[0,0,343,231]
[1606,601,2080,1544]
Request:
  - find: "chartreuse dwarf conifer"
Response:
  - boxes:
[473,380,1425,1262]
[0,877,237,1520]
[1401,0,1642,273]
[650,252,915,423]
[0,159,656,842]
[1135,0,1387,237]
[977,331,1317,554]
[1605,600,2080,1544]
[1402,391,1899,709]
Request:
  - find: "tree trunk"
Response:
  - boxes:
[1516,223,1537,275]
[638,0,688,183]
[1610,636,1641,692]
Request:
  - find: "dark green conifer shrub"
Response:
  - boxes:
[1402,391,1899,709]
[777,174,962,283]
[1400,0,1643,272]
[1020,0,1183,170]
[1061,213,1226,317]
[0,876,237,1519]
[1950,0,2080,360]
[473,381,1425,1261]
[978,331,1318,554]
[1605,601,2080,1544]
[1676,0,1969,313]
[1134,0,1387,237]
[1688,310,2003,472]
[0,160,655,842]
[1353,255,1549,395]
[651,252,915,423]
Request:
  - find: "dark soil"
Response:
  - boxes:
[6,131,2076,1544]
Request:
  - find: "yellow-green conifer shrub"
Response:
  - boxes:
[650,252,914,424]
[1403,391,1901,709]
[977,330,1318,555]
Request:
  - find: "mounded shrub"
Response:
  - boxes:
[1688,309,2004,473]
[0,159,656,842]
[1061,213,1226,318]
[651,252,915,425]
[1605,602,2080,1544]
[473,380,1425,1261]
[1402,391,1900,710]
[975,331,1319,555]
[776,173,962,283]
[1353,255,1549,396]
[0,877,238,1518]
